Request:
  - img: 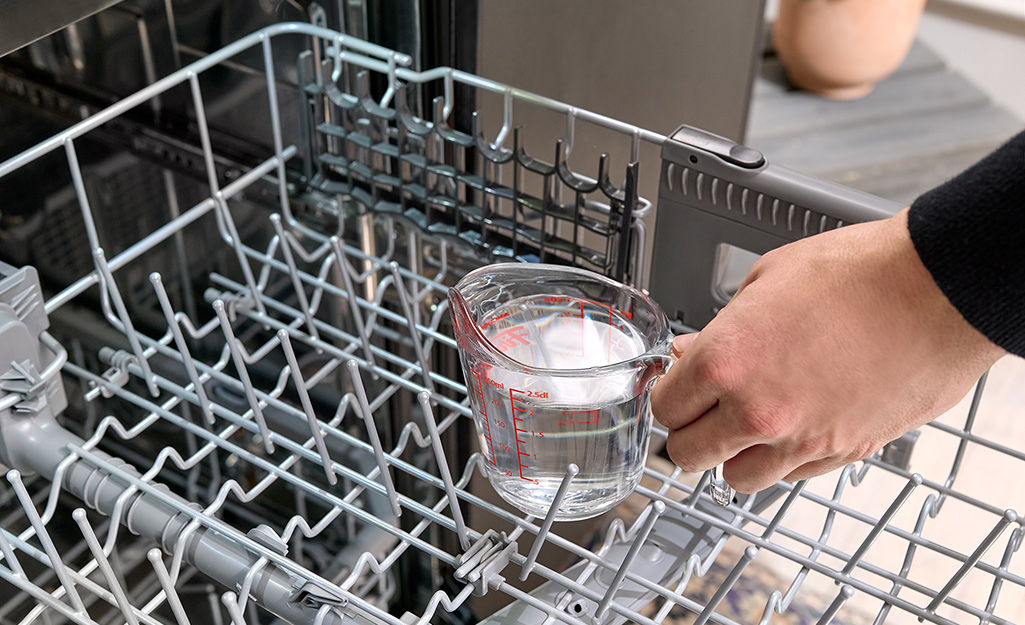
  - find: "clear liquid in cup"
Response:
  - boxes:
[470,295,653,520]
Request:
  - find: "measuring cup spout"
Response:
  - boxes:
[448,285,501,366]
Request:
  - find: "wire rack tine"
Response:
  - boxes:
[8,470,88,616]
[278,329,338,486]
[93,248,159,396]
[329,235,378,370]
[692,546,759,625]
[815,585,855,625]
[761,480,807,540]
[270,214,321,340]
[213,195,267,315]
[0,526,25,578]
[841,473,922,575]
[872,492,937,625]
[347,359,403,517]
[981,527,1024,625]
[151,272,215,423]
[520,464,579,582]
[936,372,989,514]
[417,391,471,550]
[926,509,1019,614]
[71,509,140,625]
[261,36,293,226]
[594,500,666,620]
[221,591,248,625]
[147,549,192,625]
[213,300,275,453]
[388,261,435,393]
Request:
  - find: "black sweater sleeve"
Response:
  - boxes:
[908,130,1025,357]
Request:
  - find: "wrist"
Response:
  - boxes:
[886,208,1006,366]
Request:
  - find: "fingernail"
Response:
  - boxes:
[672,334,689,353]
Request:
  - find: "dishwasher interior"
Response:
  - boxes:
[1,7,1024,625]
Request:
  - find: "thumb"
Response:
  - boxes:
[671,333,699,358]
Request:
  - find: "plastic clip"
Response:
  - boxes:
[96,347,137,399]
[454,530,518,596]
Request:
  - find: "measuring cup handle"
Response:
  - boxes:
[709,464,734,507]
[660,337,735,508]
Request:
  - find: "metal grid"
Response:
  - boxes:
[0,22,1022,625]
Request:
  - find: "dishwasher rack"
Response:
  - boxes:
[0,21,1023,625]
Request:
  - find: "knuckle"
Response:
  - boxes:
[692,352,737,391]
[842,440,879,465]
[736,405,791,441]
[794,435,829,459]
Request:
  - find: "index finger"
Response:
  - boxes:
[651,334,720,432]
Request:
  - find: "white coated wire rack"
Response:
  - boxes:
[0,21,1023,625]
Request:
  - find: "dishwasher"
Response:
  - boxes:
[0,14,1023,625]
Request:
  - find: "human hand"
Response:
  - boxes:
[650,208,1005,493]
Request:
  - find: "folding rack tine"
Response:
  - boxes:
[388,261,436,393]
[93,248,159,397]
[841,473,922,575]
[816,585,855,625]
[692,546,759,625]
[329,235,377,370]
[594,500,666,619]
[150,273,215,423]
[925,510,1019,615]
[277,329,337,486]
[520,464,579,581]
[8,470,88,616]
[213,195,267,315]
[270,215,321,340]
[72,509,140,625]
[213,300,276,453]
[222,591,248,625]
[0,523,25,579]
[346,360,403,517]
[417,391,471,551]
[147,549,192,625]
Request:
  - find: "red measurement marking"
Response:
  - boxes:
[580,299,586,357]
[557,409,599,427]
[576,298,621,362]
[490,326,530,353]
[509,388,534,482]
[474,370,497,466]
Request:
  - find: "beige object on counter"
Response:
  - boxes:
[774,0,928,99]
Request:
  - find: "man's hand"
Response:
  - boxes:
[650,208,1005,493]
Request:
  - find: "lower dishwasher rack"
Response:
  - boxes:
[0,22,1023,625]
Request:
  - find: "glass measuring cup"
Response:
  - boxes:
[449,263,733,521]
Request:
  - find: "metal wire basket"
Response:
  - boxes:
[0,22,1023,625]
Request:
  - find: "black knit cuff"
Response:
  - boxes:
[908,130,1025,357]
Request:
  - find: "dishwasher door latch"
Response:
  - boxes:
[454,529,518,596]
